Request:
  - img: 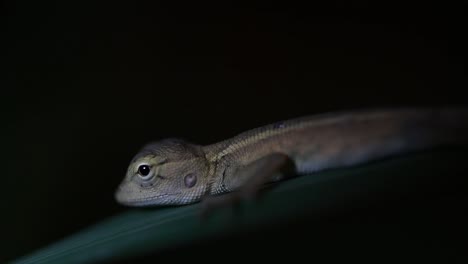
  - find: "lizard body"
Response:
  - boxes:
[115,107,468,206]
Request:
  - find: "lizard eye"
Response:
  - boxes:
[137,164,154,180]
[138,165,150,176]
[184,173,197,188]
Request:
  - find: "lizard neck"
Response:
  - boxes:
[203,144,232,196]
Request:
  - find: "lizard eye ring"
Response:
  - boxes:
[137,164,154,181]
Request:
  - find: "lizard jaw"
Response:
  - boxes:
[115,190,183,206]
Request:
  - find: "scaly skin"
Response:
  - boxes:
[115,107,468,206]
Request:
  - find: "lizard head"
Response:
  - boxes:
[115,139,211,206]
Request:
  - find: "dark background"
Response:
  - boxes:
[2,1,467,262]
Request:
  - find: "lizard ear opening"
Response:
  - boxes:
[184,173,197,188]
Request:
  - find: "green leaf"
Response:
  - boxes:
[11,149,468,264]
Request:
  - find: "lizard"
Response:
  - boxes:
[114,107,468,209]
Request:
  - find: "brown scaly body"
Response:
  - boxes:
[115,107,468,206]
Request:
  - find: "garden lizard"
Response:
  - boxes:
[115,107,468,207]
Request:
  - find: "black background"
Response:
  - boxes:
[3,1,467,262]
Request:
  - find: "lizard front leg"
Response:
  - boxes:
[200,153,295,217]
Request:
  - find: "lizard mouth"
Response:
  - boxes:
[115,191,182,206]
